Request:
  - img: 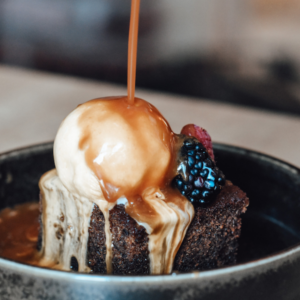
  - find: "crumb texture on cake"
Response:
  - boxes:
[88,204,107,273]
[173,182,249,272]
[88,204,150,275]
[39,170,248,275]
[110,205,150,275]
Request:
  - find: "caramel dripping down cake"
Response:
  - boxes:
[37,97,249,275]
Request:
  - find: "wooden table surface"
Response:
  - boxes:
[0,65,300,167]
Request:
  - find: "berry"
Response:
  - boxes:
[181,124,214,160]
[172,138,225,205]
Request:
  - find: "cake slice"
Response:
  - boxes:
[39,178,248,275]
[174,182,249,272]
[85,181,248,274]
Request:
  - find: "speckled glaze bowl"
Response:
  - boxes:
[0,142,300,300]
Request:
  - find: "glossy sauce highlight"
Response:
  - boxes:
[0,203,41,265]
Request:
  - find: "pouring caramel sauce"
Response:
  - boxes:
[128,0,141,104]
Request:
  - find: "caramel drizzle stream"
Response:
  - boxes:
[127,0,141,105]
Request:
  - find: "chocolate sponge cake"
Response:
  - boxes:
[87,204,150,275]
[86,181,248,275]
[87,204,107,274]
[174,182,249,272]
[88,204,150,275]
[109,204,149,275]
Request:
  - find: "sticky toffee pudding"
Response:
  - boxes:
[0,0,249,275]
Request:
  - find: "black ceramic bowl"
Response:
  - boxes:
[0,142,300,300]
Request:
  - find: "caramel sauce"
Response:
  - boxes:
[78,96,177,224]
[127,0,141,104]
[0,203,40,265]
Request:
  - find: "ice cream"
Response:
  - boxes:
[54,96,173,203]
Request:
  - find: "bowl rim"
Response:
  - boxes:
[1,142,300,283]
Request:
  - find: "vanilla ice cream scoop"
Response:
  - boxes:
[54,96,174,202]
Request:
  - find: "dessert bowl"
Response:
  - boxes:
[0,142,299,300]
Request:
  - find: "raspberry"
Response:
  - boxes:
[172,138,225,205]
[181,124,214,160]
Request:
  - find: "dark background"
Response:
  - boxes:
[1,0,300,116]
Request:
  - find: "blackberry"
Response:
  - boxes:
[172,138,225,205]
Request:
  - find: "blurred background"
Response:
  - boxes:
[1,0,300,115]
